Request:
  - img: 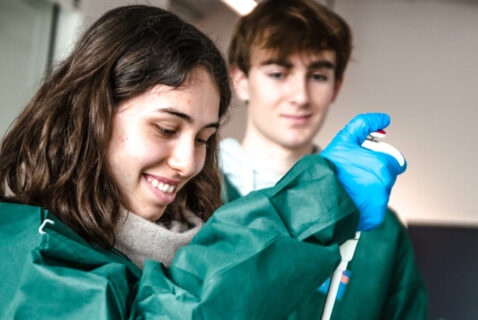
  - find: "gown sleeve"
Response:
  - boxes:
[130,155,359,319]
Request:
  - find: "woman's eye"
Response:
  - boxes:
[196,138,207,145]
[156,126,176,137]
[195,137,210,146]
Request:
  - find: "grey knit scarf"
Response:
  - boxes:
[114,209,203,269]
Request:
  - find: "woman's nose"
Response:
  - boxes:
[167,137,198,178]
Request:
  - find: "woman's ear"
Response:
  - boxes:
[229,65,250,102]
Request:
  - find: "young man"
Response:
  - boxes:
[220,0,428,318]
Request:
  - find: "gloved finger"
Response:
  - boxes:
[386,152,407,175]
[358,146,406,178]
[342,113,391,144]
[356,189,389,231]
[358,211,385,231]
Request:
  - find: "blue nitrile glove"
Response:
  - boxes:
[320,113,406,231]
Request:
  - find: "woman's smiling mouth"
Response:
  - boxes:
[143,174,179,205]
[146,175,176,193]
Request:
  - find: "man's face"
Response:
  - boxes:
[233,48,342,150]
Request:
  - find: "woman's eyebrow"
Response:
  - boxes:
[156,108,219,129]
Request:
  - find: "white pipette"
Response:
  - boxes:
[321,231,360,320]
[361,130,405,167]
[321,129,405,320]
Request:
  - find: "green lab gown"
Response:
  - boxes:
[1,155,361,319]
[222,168,429,320]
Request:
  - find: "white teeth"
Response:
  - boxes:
[160,183,175,193]
[147,176,175,193]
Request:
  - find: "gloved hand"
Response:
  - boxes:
[320,113,406,231]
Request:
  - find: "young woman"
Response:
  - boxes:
[0,5,403,319]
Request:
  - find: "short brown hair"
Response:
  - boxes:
[0,5,231,248]
[228,0,352,81]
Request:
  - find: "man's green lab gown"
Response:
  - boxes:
[2,155,362,319]
[222,165,429,320]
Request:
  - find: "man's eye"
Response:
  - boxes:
[311,73,328,81]
[268,72,285,79]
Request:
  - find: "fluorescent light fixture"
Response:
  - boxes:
[220,0,257,16]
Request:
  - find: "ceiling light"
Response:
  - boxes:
[220,0,257,16]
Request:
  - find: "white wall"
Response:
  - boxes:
[195,0,478,226]
[325,0,478,226]
[78,0,169,27]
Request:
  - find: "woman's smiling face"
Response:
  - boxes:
[106,67,220,221]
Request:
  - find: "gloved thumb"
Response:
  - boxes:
[341,113,391,144]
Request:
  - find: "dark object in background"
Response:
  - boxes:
[408,224,478,320]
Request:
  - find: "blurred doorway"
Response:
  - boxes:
[0,0,55,136]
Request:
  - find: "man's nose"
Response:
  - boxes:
[288,76,309,106]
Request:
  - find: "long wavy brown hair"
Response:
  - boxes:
[0,5,231,248]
